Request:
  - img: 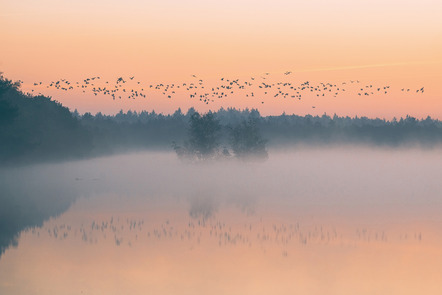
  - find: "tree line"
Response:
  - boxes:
[2,73,442,165]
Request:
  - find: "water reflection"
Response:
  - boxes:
[0,164,80,255]
[1,148,442,294]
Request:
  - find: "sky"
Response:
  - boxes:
[1,0,441,118]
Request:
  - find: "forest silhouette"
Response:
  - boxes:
[1,74,442,165]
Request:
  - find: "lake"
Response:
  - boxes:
[1,147,442,294]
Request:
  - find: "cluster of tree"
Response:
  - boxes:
[0,74,92,165]
[77,109,188,154]
[172,112,268,161]
[86,107,442,148]
[259,113,442,146]
[3,73,442,165]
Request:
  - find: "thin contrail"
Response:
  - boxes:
[297,61,442,73]
[239,60,441,78]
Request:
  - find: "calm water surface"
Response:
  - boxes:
[1,148,442,294]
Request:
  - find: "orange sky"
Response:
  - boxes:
[1,0,441,118]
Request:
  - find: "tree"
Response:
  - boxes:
[173,111,222,161]
[187,112,221,160]
[230,118,268,160]
[0,73,20,96]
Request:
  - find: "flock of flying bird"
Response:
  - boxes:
[28,72,425,108]
[28,213,423,257]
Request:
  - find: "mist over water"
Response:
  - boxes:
[1,147,442,294]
